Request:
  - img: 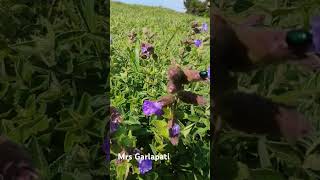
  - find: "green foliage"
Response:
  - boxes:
[0,0,108,179]
[184,0,210,17]
[111,2,210,179]
[214,0,320,179]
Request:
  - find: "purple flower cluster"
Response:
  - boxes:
[142,100,164,116]
[192,22,208,34]
[188,22,207,48]
[207,67,210,79]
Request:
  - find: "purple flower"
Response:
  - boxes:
[102,136,110,161]
[141,45,148,53]
[170,123,180,137]
[138,159,152,174]
[110,107,122,133]
[311,16,320,53]
[207,67,210,79]
[141,43,154,58]
[201,23,208,32]
[110,122,119,133]
[142,100,164,116]
[194,39,202,47]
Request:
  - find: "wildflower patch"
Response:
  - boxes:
[110,2,210,178]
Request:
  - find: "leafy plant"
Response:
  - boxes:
[0,0,108,179]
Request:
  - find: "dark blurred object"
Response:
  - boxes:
[212,12,314,142]
[217,92,313,142]
[0,136,39,180]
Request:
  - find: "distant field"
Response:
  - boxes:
[110,2,210,179]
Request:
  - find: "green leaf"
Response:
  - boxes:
[306,137,320,155]
[151,120,169,139]
[0,81,9,98]
[22,64,33,82]
[149,144,157,155]
[116,161,131,180]
[79,0,97,32]
[64,130,89,152]
[0,120,14,136]
[77,92,92,116]
[55,30,87,44]
[233,0,254,13]
[61,173,76,180]
[70,111,92,128]
[37,84,61,103]
[268,142,302,166]
[25,94,36,114]
[258,137,272,168]
[303,154,320,171]
[118,130,137,148]
[181,123,194,138]
[28,137,49,179]
[134,40,140,71]
[11,116,49,143]
[55,120,76,131]
[271,7,299,17]
[250,169,286,180]
[32,116,50,133]
[269,89,320,105]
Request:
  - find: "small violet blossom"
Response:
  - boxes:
[170,123,180,137]
[142,100,164,116]
[138,159,152,175]
[201,23,208,32]
[110,121,119,134]
[141,43,154,58]
[110,107,122,133]
[194,39,202,47]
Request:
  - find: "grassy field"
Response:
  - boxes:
[214,0,320,179]
[110,2,210,179]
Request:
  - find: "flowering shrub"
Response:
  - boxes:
[110,2,210,179]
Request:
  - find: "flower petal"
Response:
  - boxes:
[138,159,152,174]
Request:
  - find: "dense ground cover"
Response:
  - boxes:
[0,0,108,179]
[110,2,210,179]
